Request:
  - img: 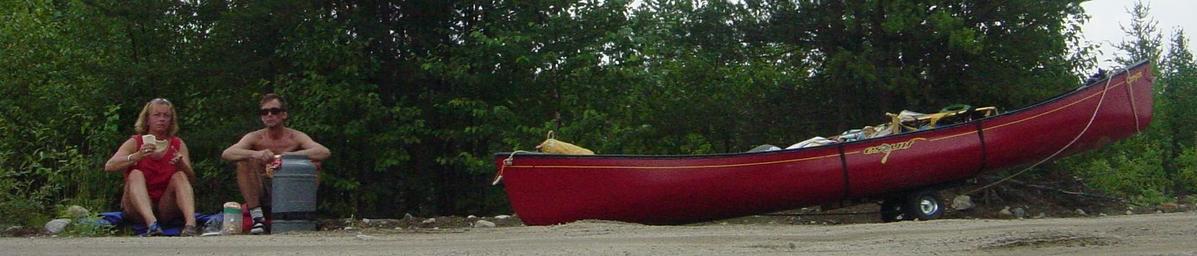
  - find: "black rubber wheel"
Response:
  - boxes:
[902,190,944,221]
[879,199,903,222]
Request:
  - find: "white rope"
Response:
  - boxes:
[1126,75,1141,133]
[967,69,1123,195]
[492,150,534,185]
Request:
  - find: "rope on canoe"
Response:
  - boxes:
[965,68,1125,195]
[492,150,533,185]
[1127,74,1142,134]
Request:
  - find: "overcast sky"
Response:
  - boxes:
[1081,0,1197,69]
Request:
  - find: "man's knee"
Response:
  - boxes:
[236,159,265,172]
[233,157,266,175]
[235,160,251,172]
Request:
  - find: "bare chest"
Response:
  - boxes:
[255,137,302,155]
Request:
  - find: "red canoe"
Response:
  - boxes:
[495,61,1154,225]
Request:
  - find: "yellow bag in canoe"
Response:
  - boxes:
[536,131,594,155]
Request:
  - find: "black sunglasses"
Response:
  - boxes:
[259,108,286,116]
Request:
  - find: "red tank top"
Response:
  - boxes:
[126,135,182,202]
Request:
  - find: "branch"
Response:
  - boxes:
[1002,179,1126,202]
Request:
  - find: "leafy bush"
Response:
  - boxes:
[0,179,52,228]
[1177,146,1197,193]
[56,217,115,237]
[54,205,115,237]
[1066,135,1170,205]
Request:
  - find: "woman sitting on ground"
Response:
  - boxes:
[103,98,198,236]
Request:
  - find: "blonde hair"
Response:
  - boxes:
[134,98,179,136]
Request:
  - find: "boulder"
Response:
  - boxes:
[1011,207,1027,219]
[998,206,1012,216]
[474,220,496,228]
[44,219,71,234]
[65,205,90,219]
[1074,209,1087,216]
[951,195,975,211]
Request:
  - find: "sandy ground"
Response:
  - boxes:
[5,212,1197,256]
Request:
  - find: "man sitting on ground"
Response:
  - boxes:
[221,93,330,234]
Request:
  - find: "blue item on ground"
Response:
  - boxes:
[99,211,218,236]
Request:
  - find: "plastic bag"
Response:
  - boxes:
[536,131,594,155]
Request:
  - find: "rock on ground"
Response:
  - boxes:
[473,220,496,228]
[66,205,90,219]
[1011,207,1027,218]
[44,219,71,234]
[952,195,975,210]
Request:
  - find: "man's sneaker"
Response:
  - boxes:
[250,217,266,235]
[141,222,164,237]
[180,224,198,237]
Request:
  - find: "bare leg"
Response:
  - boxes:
[158,171,196,227]
[235,160,265,209]
[121,170,158,226]
[120,184,144,226]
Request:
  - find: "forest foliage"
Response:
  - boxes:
[2,0,1195,227]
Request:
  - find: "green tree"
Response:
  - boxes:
[1062,1,1172,204]
[1162,30,1197,150]
[760,0,1089,133]
[1113,1,1163,68]
[1162,29,1197,194]
[0,0,132,227]
[0,0,1144,223]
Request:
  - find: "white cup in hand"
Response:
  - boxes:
[141,135,168,153]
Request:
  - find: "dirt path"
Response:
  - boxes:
[5,212,1196,255]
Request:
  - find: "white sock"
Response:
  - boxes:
[250,207,264,220]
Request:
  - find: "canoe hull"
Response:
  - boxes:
[497,62,1154,225]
